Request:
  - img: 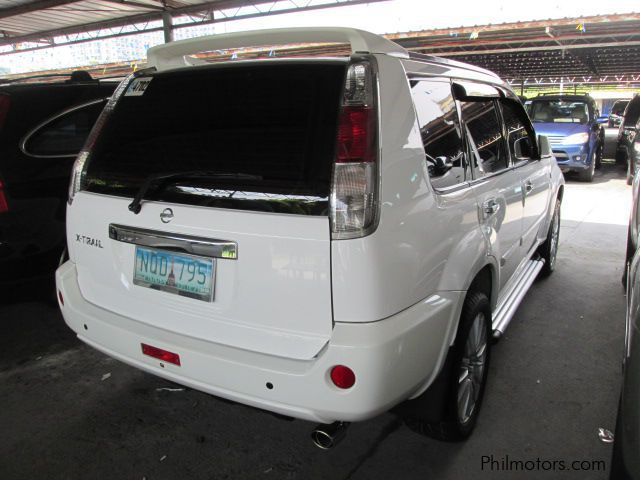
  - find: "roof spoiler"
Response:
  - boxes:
[146,27,409,70]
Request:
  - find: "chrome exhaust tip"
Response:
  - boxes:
[311,421,350,450]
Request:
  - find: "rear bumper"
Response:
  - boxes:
[56,260,458,423]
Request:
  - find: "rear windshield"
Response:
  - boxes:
[84,62,346,215]
[529,100,590,125]
[611,100,629,116]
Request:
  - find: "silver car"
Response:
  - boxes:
[613,132,640,479]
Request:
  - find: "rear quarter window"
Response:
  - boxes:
[409,79,468,190]
[22,99,107,157]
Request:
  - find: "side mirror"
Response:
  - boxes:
[430,156,453,176]
[538,135,553,158]
[514,137,532,160]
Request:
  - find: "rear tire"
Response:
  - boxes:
[539,199,561,277]
[404,292,491,441]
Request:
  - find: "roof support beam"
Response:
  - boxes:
[162,10,173,43]
[0,0,388,49]
[386,13,640,40]
[428,40,640,56]
[0,0,82,20]
[100,0,165,11]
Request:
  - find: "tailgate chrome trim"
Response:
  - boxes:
[108,223,237,259]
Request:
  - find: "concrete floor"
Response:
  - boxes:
[0,161,630,480]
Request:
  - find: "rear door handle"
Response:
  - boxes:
[482,199,500,218]
[524,180,534,193]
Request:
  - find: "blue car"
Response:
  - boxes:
[528,94,604,182]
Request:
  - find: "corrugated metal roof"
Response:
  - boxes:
[1,1,148,36]
[0,0,385,47]
[0,1,272,44]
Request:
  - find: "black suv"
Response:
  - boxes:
[609,99,630,128]
[617,94,640,185]
[0,71,117,296]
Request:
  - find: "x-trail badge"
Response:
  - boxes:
[160,208,174,223]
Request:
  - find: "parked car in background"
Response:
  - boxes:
[56,28,564,448]
[617,94,640,185]
[613,149,640,479]
[0,71,116,297]
[609,99,630,128]
[528,94,604,182]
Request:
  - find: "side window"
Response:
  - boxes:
[22,99,107,158]
[500,99,536,161]
[410,79,468,190]
[459,100,508,176]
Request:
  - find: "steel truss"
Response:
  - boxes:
[0,0,385,54]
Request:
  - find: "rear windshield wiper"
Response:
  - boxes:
[128,171,263,214]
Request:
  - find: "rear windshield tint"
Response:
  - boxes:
[611,100,628,116]
[84,62,346,215]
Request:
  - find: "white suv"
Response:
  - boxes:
[56,28,564,448]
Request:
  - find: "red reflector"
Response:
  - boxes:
[141,343,181,366]
[0,181,7,214]
[57,290,64,306]
[336,106,375,163]
[330,365,356,389]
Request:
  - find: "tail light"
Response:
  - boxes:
[68,73,135,205]
[0,180,8,214]
[330,60,379,240]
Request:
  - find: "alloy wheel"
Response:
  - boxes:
[457,313,488,425]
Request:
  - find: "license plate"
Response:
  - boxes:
[133,246,215,302]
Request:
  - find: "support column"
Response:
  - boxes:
[162,11,174,43]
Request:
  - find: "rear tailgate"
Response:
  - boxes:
[68,194,332,360]
[69,61,346,360]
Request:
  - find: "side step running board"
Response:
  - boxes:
[492,258,545,340]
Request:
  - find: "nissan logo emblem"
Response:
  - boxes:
[160,208,174,223]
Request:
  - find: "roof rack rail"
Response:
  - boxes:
[147,27,409,70]
[408,51,501,80]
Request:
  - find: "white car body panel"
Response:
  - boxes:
[68,192,332,360]
[332,55,443,322]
